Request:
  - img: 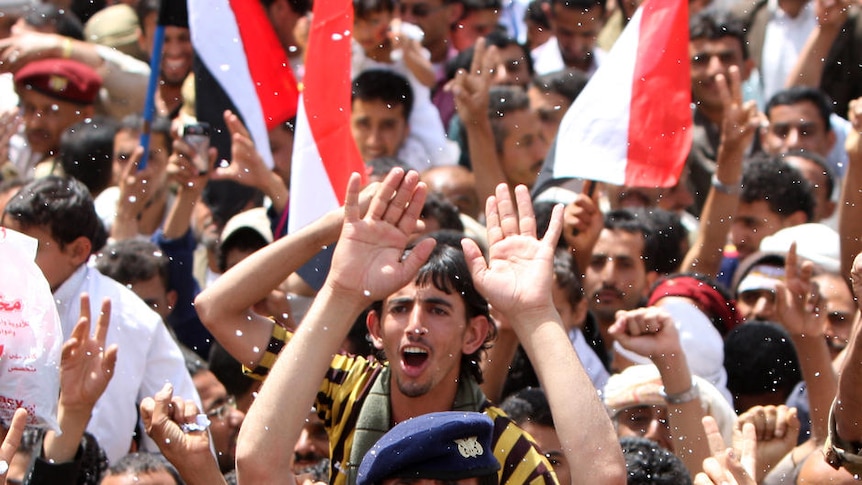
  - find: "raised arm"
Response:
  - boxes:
[682,67,757,277]
[194,180,380,367]
[609,306,711,478]
[839,98,862,282]
[42,295,118,465]
[236,169,435,484]
[462,184,626,485]
[832,252,862,443]
[773,243,837,443]
[449,39,509,204]
[784,0,851,89]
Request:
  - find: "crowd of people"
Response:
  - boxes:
[1,0,862,483]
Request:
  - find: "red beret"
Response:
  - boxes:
[14,58,102,105]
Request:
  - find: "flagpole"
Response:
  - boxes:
[138,24,166,171]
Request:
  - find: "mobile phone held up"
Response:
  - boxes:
[181,122,212,174]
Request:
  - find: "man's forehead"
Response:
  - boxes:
[689,37,744,55]
[352,98,406,118]
[767,101,824,123]
[387,281,457,302]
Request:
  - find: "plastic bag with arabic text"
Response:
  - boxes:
[0,227,61,431]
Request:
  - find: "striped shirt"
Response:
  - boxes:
[248,326,559,485]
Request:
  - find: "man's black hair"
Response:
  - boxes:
[530,69,588,102]
[25,3,84,39]
[371,241,495,384]
[643,208,688,275]
[782,149,835,200]
[550,0,605,13]
[60,116,118,197]
[352,69,414,121]
[422,192,465,232]
[741,155,815,223]
[119,113,172,142]
[353,0,395,18]
[620,436,692,485]
[765,86,834,134]
[3,176,107,253]
[534,200,567,250]
[689,8,749,60]
[485,29,534,78]
[487,85,530,154]
[724,321,802,411]
[105,452,182,484]
[259,0,311,14]
[218,228,269,273]
[603,208,661,274]
[525,0,551,29]
[499,387,555,428]
[95,238,171,290]
[209,342,258,400]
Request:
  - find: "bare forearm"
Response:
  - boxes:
[465,119,508,205]
[791,335,837,442]
[682,143,743,276]
[835,320,862,442]
[786,25,841,88]
[237,285,367,483]
[514,311,626,485]
[654,353,710,479]
[42,407,90,463]
[162,188,201,240]
[839,154,862,281]
[195,208,342,365]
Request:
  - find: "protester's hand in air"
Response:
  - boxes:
[608,306,683,361]
[734,404,799,481]
[0,408,27,483]
[695,416,757,485]
[774,243,821,338]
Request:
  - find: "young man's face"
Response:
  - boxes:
[550,3,603,72]
[368,281,487,399]
[140,13,193,86]
[761,101,835,157]
[354,10,393,52]
[584,228,650,324]
[113,129,170,192]
[2,221,82,292]
[397,0,459,60]
[813,272,856,358]
[498,108,548,188]
[520,421,571,485]
[350,98,409,161]
[129,274,175,321]
[689,36,749,114]
[730,200,787,259]
[451,8,500,51]
[19,89,91,156]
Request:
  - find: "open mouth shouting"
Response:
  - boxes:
[400,345,429,377]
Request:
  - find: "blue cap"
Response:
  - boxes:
[357,411,500,485]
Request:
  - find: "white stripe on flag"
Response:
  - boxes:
[288,97,340,233]
[552,8,643,185]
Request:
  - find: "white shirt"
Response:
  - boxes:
[761,0,816,101]
[569,327,610,391]
[531,37,605,77]
[54,265,200,463]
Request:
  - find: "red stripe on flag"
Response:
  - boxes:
[228,0,298,128]
[304,0,365,203]
[625,0,692,187]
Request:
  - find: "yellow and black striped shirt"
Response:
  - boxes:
[248,325,559,485]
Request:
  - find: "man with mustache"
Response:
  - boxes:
[582,209,659,368]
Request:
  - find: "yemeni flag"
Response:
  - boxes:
[187,0,298,168]
[288,0,365,233]
[553,0,691,187]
